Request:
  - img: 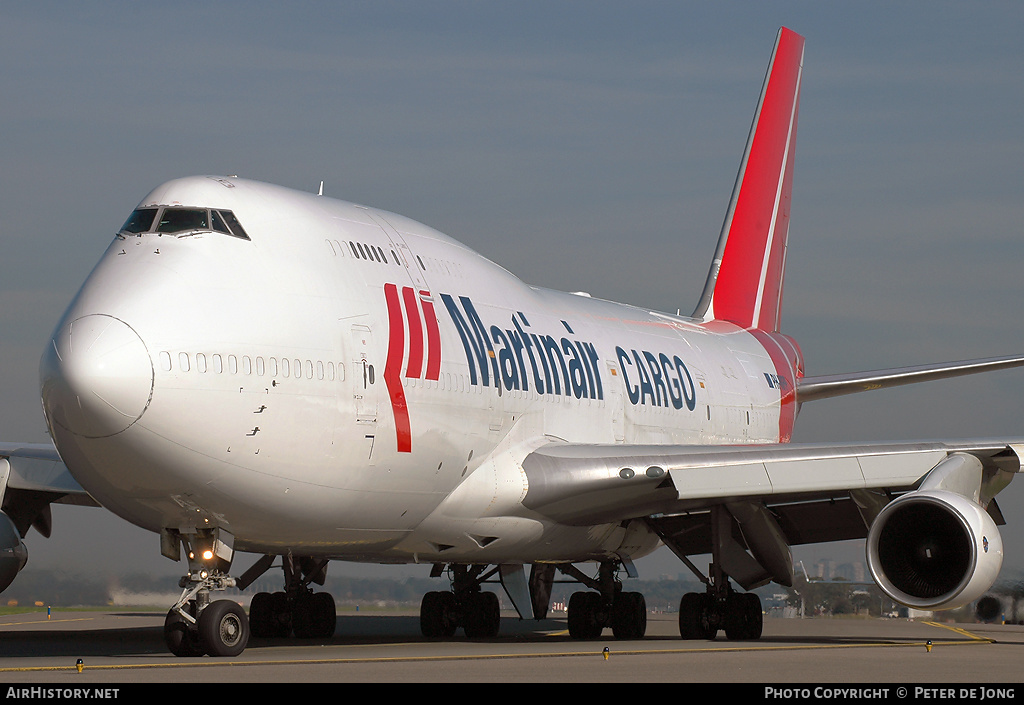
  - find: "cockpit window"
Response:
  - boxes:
[158,208,209,233]
[211,210,232,235]
[217,210,250,240]
[120,208,158,234]
[118,206,251,241]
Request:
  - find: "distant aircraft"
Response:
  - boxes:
[2,27,1023,657]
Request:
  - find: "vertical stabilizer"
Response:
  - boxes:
[692,27,804,331]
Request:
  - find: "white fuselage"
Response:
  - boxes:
[40,176,800,566]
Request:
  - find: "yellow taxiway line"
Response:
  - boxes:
[0,624,996,673]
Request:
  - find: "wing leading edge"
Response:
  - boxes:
[0,441,96,591]
[0,442,98,536]
[797,355,1024,402]
[520,439,1022,527]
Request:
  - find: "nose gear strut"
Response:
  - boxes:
[162,530,250,657]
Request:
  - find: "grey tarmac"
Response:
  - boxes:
[0,609,1020,684]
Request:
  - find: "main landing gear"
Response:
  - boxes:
[420,564,501,638]
[670,532,763,640]
[649,505,771,641]
[247,555,336,640]
[418,560,647,641]
[678,583,763,640]
[562,561,647,640]
[559,557,758,642]
[416,556,760,643]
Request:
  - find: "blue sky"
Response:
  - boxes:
[1,2,1023,583]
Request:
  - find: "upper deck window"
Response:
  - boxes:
[118,206,251,240]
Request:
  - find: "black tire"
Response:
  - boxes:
[198,600,250,657]
[292,592,313,638]
[567,591,603,640]
[725,592,763,640]
[679,592,716,640]
[464,591,500,639]
[248,592,273,638]
[294,592,336,639]
[420,591,457,638]
[745,593,763,639]
[164,606,203,657]
[267,591,292,637]
[292,593,312,638]
[311,592,337,639]
[611,591,647,640]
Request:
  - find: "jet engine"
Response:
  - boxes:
[866,489,1001,612]
[0,511,28,592]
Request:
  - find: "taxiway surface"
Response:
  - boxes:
[0,610,1020,684]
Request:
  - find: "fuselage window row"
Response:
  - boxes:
[345,240,401,266]
[163,351,606,409]
[419,255,462,277]
[329,238,456,276]
[159,351,346,383]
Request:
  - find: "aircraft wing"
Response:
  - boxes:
[0,442,99,539]
[520,438,1021,533]
[526,354,1024,528]
[797,355,1024,402]
[521,439,1022,590]
[0,442,92,496]
[0,442,62,463]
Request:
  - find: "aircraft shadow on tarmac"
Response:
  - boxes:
[0,626,166,659]
[0,614,572,659]
[0,613,1000,661]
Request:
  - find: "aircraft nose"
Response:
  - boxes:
[40,314,154,438]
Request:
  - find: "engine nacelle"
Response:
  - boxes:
[0,511,27,593]
[866,489,1001,611]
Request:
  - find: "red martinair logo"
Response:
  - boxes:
[383,283,442,453]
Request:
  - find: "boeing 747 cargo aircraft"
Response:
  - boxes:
[2,27,1023,657]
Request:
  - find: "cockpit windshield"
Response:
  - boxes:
[158,208,208,233]
[119,208,158,234]
[119,206,250,240]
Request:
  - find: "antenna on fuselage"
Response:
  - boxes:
[317,180,324,196]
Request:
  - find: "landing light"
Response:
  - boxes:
[202,549,215,561]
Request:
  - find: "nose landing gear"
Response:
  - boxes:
[164,569,250,657]
[161,528,252,657]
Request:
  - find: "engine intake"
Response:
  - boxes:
[866,489,1001,611]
